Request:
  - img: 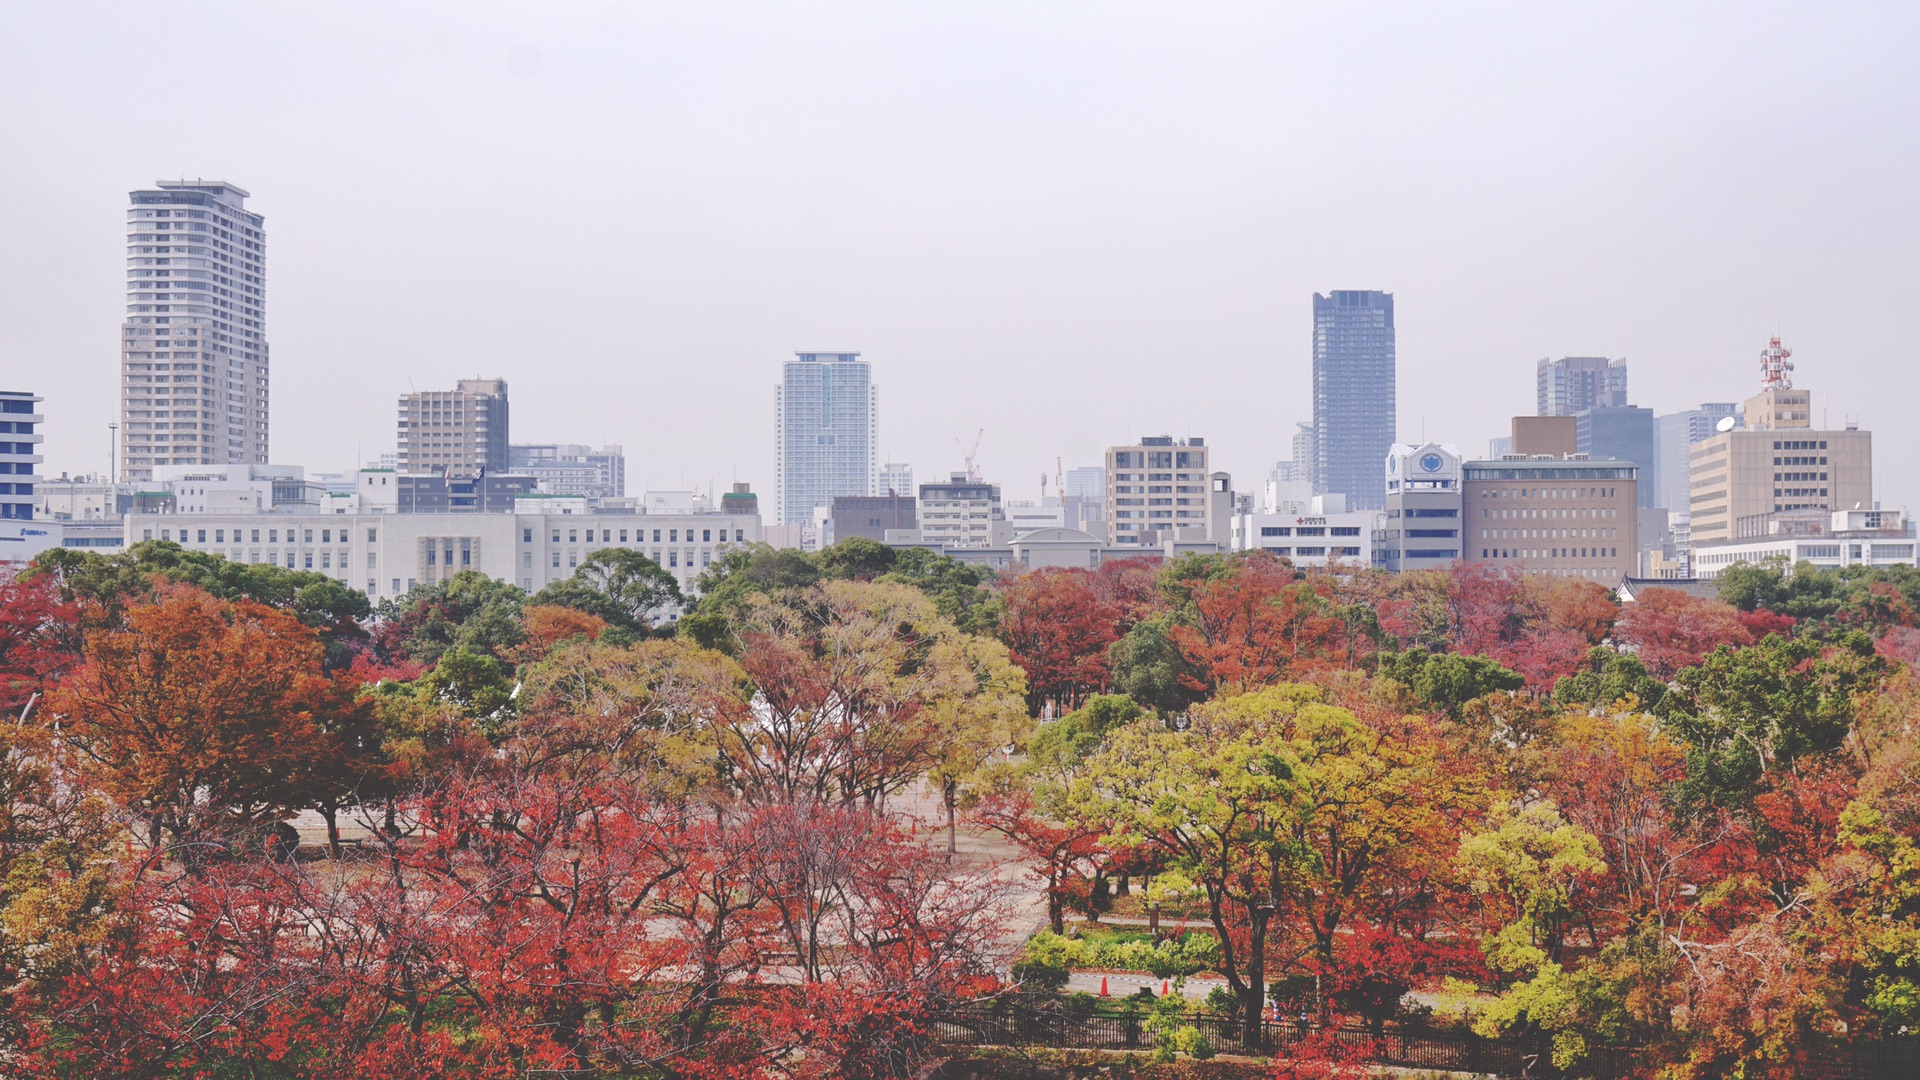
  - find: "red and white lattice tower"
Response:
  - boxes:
[1759,336,1794,390]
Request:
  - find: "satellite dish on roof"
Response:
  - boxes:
[1715,416,1737,433]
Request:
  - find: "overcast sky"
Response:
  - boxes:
[3,2,1916,512]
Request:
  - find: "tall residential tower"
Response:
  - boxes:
[1311,290,1396,510]
[396,379,511,478]
[774,352,877,527]
[119,180,269,482]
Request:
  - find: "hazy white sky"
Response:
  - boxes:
[4,2,1916,511]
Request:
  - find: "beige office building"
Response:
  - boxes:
[1687,385,1872,546]
[1105,435,1214,547]
[1463,457,1639,582]
[396,379,511,478]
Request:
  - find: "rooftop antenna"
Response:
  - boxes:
[1759,336,1794,390]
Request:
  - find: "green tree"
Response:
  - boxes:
[532,547,684,633]
[1663,631,1889,815]
[373,570,526,665]
[1553,646,1668,711]
[1376,649,1525,718]
[1106,614,1204,716]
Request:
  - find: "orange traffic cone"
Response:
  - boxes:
[1161,979,1170,996]
[1099,976,1109,997]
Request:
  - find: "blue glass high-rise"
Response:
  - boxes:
[1312,291,1396,510]
[775,353,877,527]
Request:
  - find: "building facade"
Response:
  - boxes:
[775,352,876,527]
[1376,443,1463,572]
[879,462,914,498]
[125,507,761,605]
[1654,403,1738,515]
[120,180,269,482]
[397,379,510,477]
[1231,495,1377,569]
[509,443,625,498]
[1463,457,1639,582]
[1312,290,1396,509]
[831,493,917,544]
[1576,406,1658,509]
[918,474,1001,548]
[1692,509,1917,579]
[1687,428,1873,546]
[1537,356,1627,416]
[1105,436,1211,546]
[1,391,41,523]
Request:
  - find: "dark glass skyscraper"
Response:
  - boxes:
[1311,290,1396,510]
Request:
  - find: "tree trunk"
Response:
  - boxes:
[321,804,341,859]
[1243,903,1271,1050]
[944,778,958,860]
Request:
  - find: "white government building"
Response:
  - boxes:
[118,467,762,605]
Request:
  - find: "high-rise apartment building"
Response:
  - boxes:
[1537,356,1627,416]
[509,443,625,498]
[774,352,876,527]
[1,390,43,522]
[880,462,914,498]
[396,379,510,477]
[1312,291,1396,510]
[119,180,269,482]
[1105,436,1210,546]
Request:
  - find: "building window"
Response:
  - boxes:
[367,528,377,543]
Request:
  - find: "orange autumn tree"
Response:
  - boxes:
[1165,550,1348,694]
[48,580,371,849]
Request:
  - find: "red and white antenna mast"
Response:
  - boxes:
[1759,336,1794,390]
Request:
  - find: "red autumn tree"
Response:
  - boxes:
[1615,587,1755,678]
[997,567,1121,715]
[0,569,76,719]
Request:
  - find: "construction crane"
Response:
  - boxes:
[955,429,983,482]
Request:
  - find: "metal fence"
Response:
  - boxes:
[930,1000,1920,1079]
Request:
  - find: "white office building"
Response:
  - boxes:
[125,506,762,605]
[1,390,58,562]
[1231,498,1377,569]
[775,352,876,527]
[1692,509,1917,580]
[120,180,269,482]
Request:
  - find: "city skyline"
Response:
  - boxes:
[3,5,1917,515]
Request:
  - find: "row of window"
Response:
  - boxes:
[1261,546,1363,558]
[142,526,377,544]
[1482,547,1619,560]
[1257,526,1362,537]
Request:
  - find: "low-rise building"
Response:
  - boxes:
[1231,495,1377,569]
[124,507,762,605]
[833,494,918,544]
[509,443,626,498]
[1692,509,1917,580]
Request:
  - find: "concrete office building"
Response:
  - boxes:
[1576,406,1658,509]
[1692,509,1917,580]
[775,352,876,527]
[119,180,270,482]
[124,505,762,605]
[1464,456,1639,582]
[509,443,625,498]
[1232,495,1377,569]
[1687,364,1873,546]
[1537,356,1628,416]
[397,379,510,477]
[879,462,914,498]
[1376,443,1463,572]
[831,493,917,544]
[1312,291,1396,509]
[1105,436,1215,546]
[1654,403,1739,516]
[918,473,1002,548]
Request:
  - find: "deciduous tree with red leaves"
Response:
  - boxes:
[997,567,1121,715]
[1615,587,1756,678]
